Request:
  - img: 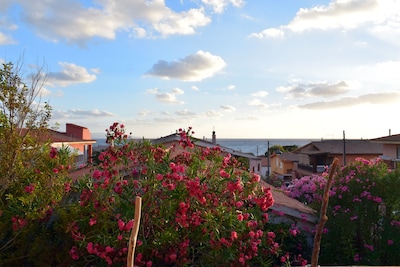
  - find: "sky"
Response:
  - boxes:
[1,0,400,140]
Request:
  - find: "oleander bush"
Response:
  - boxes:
[59,125,287,266]
[284,158,400,265]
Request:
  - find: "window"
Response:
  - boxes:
[397,146,400,159]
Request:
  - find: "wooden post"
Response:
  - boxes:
[127,196,142,267]
[311,158,339,267]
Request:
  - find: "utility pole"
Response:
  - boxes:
[343,130,346,166]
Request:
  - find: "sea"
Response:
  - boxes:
[94,138,317,156]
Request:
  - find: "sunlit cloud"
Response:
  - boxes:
[298,92,400,110]
[146,88,185,104]
[249,0,400,44]
[46,62,97,87]
[251,90,269,97]
[220,105,236,112]
[146,50,226,81]
[248,99,268,109]
[277,81,350,99]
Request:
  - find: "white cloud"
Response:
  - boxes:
[250,0,400,43]
[249,28,284,39]
[202,0,245,13]
[175,109,196,116]
[39,87,52,97]
[0,32,16,44]
[227,85,235,90]
[369,15,400,45]
[251,90,269,97]
[354,60,400,85]
[47,62,97,87]
[148,88,185,104]
[220,105,236,112]
[145,88,160,94]
[236,116,260,121]
[138,110,155,116]
[172,87,184,95]
[277,81,350,99]
[299,92,400,110]
[248,99,268,109]
[146,50,226,81]
[204,109,222,117]
[52,108,115,119]
[7,0,213,45]
[156,93,184,104]
[191,85,199,91]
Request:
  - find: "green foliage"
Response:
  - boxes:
[0,61,52,195]
[268,145,298,155]
[0,61,74,265]
[285,158,400,265]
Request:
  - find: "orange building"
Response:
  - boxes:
[49,123,96,167]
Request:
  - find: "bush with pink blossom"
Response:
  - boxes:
[60,125,290,266]
[284,158,400,265]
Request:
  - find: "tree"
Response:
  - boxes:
[0,61,73,264]
[0,61,52,197]
[267,145,298,155]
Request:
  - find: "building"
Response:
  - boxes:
[269,151,301,184]
[293,139,383,177]
[48,123,96,167]
[371,133,400,169]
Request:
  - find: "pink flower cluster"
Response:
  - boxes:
[106,122,129,144]
[65,124,293,266]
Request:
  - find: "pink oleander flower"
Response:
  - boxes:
[49,147,58,159]
[24,183,35,194]
[89,218,97,226]
[69,246,79,260]
[354,254,361,262]
[350,215,358,221]
[364,244,374,251]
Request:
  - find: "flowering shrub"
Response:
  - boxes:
[61,125,288,266]
[0,145,74,265]
[106,122,130,146]
[285,158,400,265]
[283,174,328,210]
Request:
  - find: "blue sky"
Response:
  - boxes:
[1,0,400,139]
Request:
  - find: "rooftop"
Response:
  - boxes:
[295,139,383,155]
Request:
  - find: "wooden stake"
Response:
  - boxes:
[311,158,339,267]
[127,196,142,267]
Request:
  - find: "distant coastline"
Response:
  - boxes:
[93,138,318,156]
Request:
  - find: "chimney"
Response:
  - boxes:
[389,129,391,136]
[212,130,216,145]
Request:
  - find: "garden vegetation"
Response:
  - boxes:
[1,61,400,266]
